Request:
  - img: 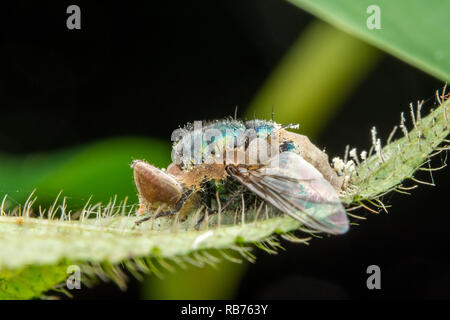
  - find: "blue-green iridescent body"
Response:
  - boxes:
[172,119,298,168]
[171,119,297,214]
[167,118,348,234]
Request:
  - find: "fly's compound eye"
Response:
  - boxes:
[132,160,183,209]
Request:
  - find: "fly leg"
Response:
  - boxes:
[135,209,176,225]
[135,190,193,226]
[194,197,215,229]
[194,186,245,229]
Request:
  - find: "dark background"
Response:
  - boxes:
[0,1,448,299]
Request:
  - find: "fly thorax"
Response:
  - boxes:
[171,119,306,168]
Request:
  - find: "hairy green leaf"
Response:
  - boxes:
[0,97,448,298]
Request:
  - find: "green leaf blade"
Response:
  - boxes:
[289,0,450,81]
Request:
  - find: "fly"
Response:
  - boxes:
[132,119,349,235]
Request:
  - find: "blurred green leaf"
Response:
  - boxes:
[0,261,71,300]
[289,0,450,81]
[0,137,171,210]
[143,258,246,300]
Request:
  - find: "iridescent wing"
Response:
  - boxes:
[227,152,349,234]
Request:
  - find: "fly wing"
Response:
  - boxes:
[228,152,349,234]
